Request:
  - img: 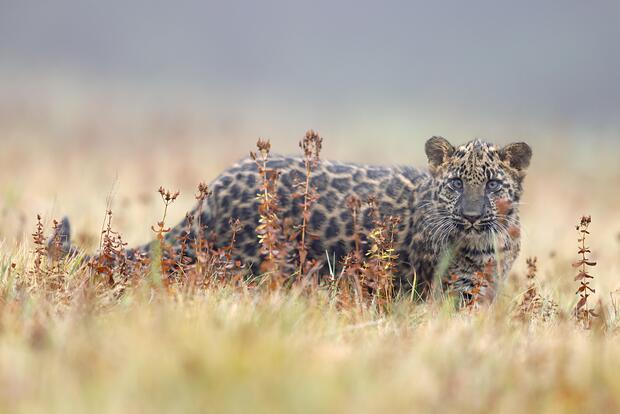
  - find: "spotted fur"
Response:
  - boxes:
[53,137,532,297]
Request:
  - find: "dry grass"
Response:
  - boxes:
[2,121,620,413]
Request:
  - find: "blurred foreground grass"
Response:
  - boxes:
[1,127,620,412]
[1,248,620,413]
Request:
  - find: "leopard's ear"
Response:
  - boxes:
[500,142,532,172]
[425,136,455,172]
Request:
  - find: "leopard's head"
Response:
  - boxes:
[424,136,532,246]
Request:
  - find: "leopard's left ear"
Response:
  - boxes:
[500,142,532,171]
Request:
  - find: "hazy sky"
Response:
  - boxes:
[1,0,619,137]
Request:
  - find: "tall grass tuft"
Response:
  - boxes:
[573,215,598,328]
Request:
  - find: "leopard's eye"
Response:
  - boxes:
[449,178,463,191]
[486,179,502,192]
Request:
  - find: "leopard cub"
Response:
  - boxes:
[52,136,532,298]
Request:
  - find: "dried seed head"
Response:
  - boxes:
[256,138,271,155]
[346,195,361,212]
[300,129,323,165]
[366,196,378,211]
[185,212,195,225]
[580,215,592,228]
[526,257,538,280]
[158,187,180,203]
[195,182,212,201]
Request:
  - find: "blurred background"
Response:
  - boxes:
[2,0,620,149]
[1,0,619,274]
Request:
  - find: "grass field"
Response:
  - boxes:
[1,105,620,413]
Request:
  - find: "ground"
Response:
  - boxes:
[1,114,620,413]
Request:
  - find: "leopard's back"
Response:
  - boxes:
[191,156,427,273]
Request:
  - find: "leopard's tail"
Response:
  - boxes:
[46,216,189,265]
[47,217,79,260]
[47,216,149,262]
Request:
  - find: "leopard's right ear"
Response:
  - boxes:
[425,136,455,173]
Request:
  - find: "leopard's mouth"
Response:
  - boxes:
[455,218,495,234]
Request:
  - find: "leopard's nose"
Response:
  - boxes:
[463,213,482,224]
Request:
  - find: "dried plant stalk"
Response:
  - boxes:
[574,215,598,327]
